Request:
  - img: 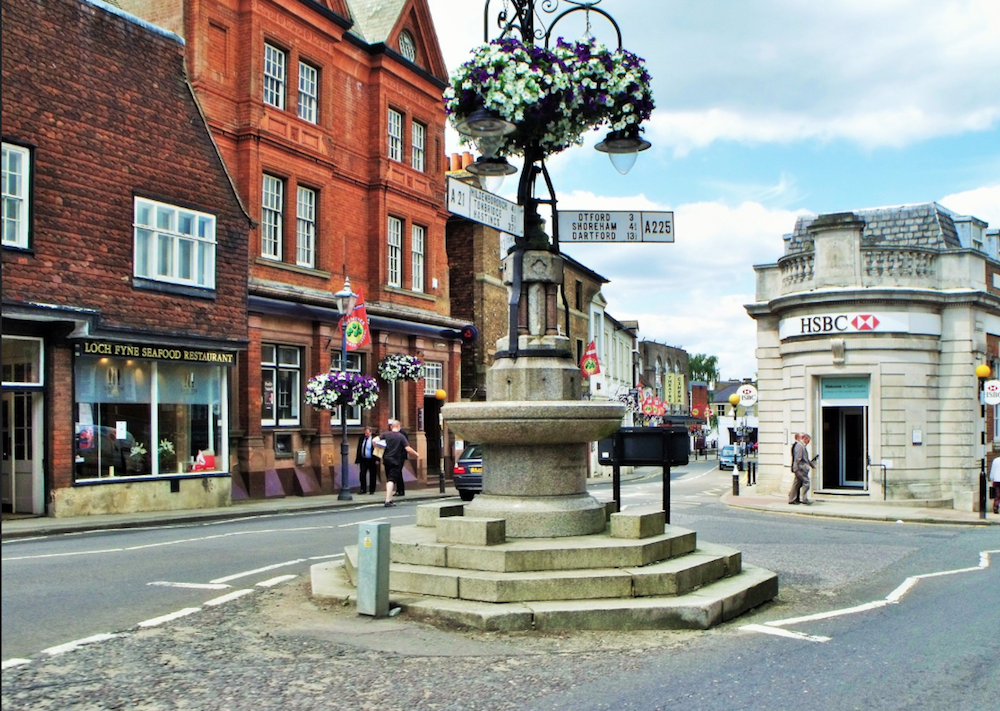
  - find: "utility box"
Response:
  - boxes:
[356,521,390,617]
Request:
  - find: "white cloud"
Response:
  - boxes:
[939,185,1000,226]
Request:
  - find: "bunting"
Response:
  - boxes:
[341,290,371,351]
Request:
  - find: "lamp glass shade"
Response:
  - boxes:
[480,174,507,193]
[454,108,516,139]
[595,128,651,175]
[976,364,992,378]
[466,156,517,177]
[334,278,358,315]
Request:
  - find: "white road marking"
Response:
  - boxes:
[741,549,998,642]
[147,581,230,590]
[257,574,298,587]
[739,624,831,643]
[211,559,306,584]
[137,607,201,628]
[203,589,255,606]
[41,632,128,656]
[308,553,345,561]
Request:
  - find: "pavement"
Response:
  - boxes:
[2,471,996,540]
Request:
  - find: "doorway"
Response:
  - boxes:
[423,396,442,477]
[821,405,867,489]
[2,391,44,514]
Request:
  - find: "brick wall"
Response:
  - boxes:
[1,0,249,344]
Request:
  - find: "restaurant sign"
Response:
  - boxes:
[79,340,236,365]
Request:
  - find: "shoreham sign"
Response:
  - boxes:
[557,210,674,243]
[447,176,524,237]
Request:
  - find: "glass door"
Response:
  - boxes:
[2,391,43,514]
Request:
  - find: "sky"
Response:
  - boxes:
[426,0,1000,381]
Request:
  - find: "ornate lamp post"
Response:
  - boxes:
[441,0,654,538]
[975,362,991,519]
[335,278,359,501]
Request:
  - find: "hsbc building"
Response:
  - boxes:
[747,204,1000,512]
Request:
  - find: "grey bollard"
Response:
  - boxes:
[356,521,390,617]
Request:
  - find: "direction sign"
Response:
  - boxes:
[737,384,758,407]
[447,176,524,237]
[557,210,674,243]
[983,379,1000,405]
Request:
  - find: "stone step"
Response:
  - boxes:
[312,560,778,631]
[388,523,697,572]
[344,542,742,603]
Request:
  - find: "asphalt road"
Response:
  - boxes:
[3,465,998,710]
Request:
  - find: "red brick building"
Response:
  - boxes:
[119,0,464,497]
[2,0,251,516]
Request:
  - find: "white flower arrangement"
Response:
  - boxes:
[444,38,654,158]
[305,371,380,411]
[130,442,148,459]
[158,439,175,457]
[377,354,423,382]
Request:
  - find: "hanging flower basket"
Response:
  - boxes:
[444,38,654,158]
[305,371,380,411]
[377,353,423,382]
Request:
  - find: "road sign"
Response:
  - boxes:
[557,210,674,243]
[737,384,758,407]
[447,176,524,237]
[983,379,1000,405]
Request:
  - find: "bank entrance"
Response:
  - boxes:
[819,377,869,492]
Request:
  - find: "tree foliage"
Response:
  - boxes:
[689,353,720,385]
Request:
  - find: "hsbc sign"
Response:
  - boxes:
[778,311,941,340]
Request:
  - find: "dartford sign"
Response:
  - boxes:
[778,311,942,340]
[556,210,674,243]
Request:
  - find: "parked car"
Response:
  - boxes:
[453,443,483,501]
[719,445,742,471]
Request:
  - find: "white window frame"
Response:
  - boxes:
[411,224,425,292]
[296,185,316,268]
[263,43,286,109]
[261,344,301,427]
[411,121,426,171]
[297,61,318,123]
[133,197,217,289]
[329,352,364,426]
[261,174,283,260]
[2,143,31,249]
[387,216,402,288]
[422,362,443,396]
[387,108,403,162]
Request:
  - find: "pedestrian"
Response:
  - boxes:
[990,456,1000,514]
[355,426,380,495]
[379,419,419,507]
[788,433,818,505]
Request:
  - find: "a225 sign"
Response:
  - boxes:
[557,210,675,243]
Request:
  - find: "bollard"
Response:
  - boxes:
[356,521,390,617]
[732,472,740,496]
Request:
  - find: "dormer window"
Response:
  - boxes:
[398,30,416,62]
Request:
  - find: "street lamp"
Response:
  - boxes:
[975,362,991,519]
[334,277,359,501]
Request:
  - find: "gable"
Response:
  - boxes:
[345,0,448,80]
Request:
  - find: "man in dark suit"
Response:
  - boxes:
[355,426,379,495]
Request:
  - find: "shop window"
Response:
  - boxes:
[74,356,226,480]
[133,197,216,289]
[297,61,318,124]
[2,336,43,385]
[329,351,363,425]
[2,143,31,249]
[263,43,286,109]
[262,344,301,426]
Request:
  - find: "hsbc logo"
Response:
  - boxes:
[800,314,882,334]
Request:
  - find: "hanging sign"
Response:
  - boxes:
[736,384,758,407]
[983,380,1000,405]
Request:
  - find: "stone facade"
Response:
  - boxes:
[748,204,999,510]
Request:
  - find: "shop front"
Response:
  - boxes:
[61,339,236,516]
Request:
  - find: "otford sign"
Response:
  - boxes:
[779,311,941,340]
